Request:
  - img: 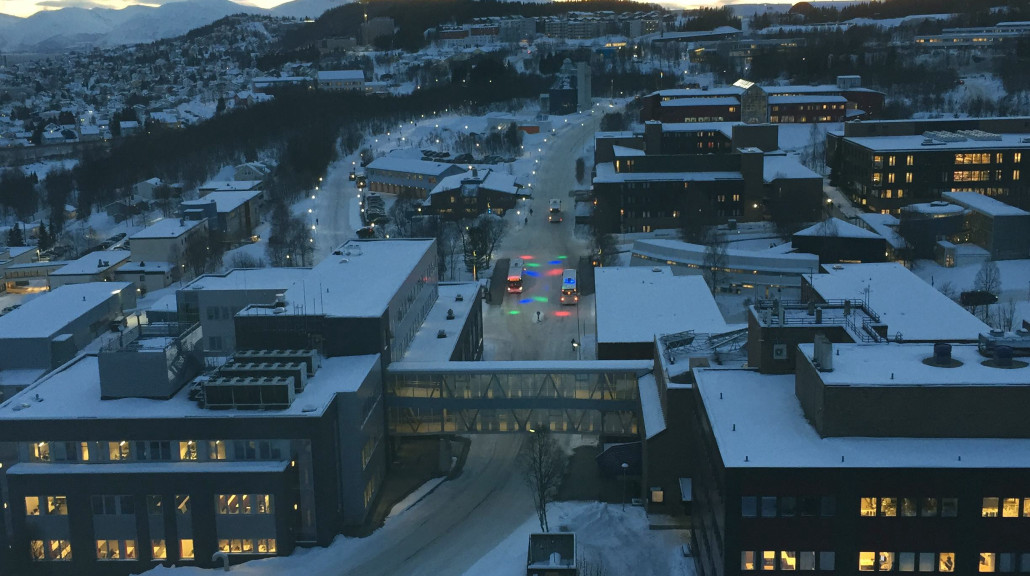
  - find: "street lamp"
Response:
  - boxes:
[621,462,629,511]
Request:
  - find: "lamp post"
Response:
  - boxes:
[621,462,629,511]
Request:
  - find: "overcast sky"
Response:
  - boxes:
[0,0,289,17]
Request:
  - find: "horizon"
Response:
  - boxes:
[0,0,854,19]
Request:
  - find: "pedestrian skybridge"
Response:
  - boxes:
[385,361,653,436]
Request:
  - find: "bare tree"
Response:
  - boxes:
[992,298,1017,331]
[702,229,729,292]
[519,429,567,532]
[973,260,1002,322]
[937,280,958,302]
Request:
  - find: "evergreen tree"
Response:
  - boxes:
[7,223,25,247]
[38,221,51,251]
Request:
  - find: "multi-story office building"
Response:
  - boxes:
[827,117,1030,214]
[0,239,484,575]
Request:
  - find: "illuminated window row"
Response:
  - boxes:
[216,494,274,515]
[24,495,67,516]
[979,552,1030,572]
[30,540,72,562]
[217,538,276,554]
[28,439,286,463]
[859,551,954,572]
[96,539,136,561]
[860,497,958,517]
[981,497,1030,518]
[741,550,835,571]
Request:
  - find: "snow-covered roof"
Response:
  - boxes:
[429,169,520,196]
[794,218,882,240]
[51,250,130,276]
[595,267,729,344]
[184,267,310,292]
[661,96,740,107]
[0,353,380,421]
[846,132,1030,152]
[241,240,434,318]
[633,239,820,276]
[594,163,741,184]
[131,218,204,240]
[762,154,821,181]
[198,180,262,192]
[653,87,743,98]
[696,368,1030,469]
[800,342,1030,387]
[367,156,462,177]
[764,84,844,95]
[856,213,906,249]
[941,191,1029,217]
[0,282,132,340]
[902,201,965,216]
[809,262,990,341]
[637,372,666,440]
[401,283,480,362]
[115,261,174,273]
[768,95,847,105]
[182,190,262,213]
[317,70,365,81]
[611,145,645,157]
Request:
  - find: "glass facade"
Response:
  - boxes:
[385,364,645,435]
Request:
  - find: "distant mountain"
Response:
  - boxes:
[0,0,350,53]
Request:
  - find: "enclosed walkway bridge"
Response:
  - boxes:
[385,360,654,436]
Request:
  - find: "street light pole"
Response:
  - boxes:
[621,462,629,511]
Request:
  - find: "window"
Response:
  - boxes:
[180,539,194,560]
[742,496,758,517]
[257,539,276,554]
[782,551,797,571]
[1024,499,1030,517]
[25,496,40,515]
[1015,170,1021,181]
[982,553,997,573]
[761,497,777,517]
[779,497,797,517]
[940,553,955,573]
[47,496,67,515]
[998,553,1015,572]
[881,552,896,571]
[1021,554,1030,573]
[91,495,134,515]
[153,540,167,560]
[217,494,273,515]
[996,153,1004,164]
[743,551,757,570]
[919,553,935,572]
[881,497,897,517]
[907,155,914,166]
[108,441,130,461]
[821,496,836,517]
[209,336,223,350]
[873,173,882,184]
[889,156,896,167]
[176,495,190,515]
[900,553,916,572]
[873,156,883,169]
[31,540,45,561]
[941,498,958,517]
[208,441,226,460]
[922,498,938,517]
[148,495,163,515]
[983,497,1000,517]
[48,540,72,561]
[861,497,878,516]
[901,498,918,517]
[1002,498,1020,517]
[888,173,896,184]
[860,551,876,571]
[32,441,50,462]
[801,496,819,517]
[800,551,816,571]
[763,551,777,570]
[179,441,198,461]
[906,172,913,183]
[819,552,835,571]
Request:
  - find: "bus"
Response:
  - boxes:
[507,258,524,293]
[548,198,563,222]
[560,269,578,305]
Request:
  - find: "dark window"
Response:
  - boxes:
[821,496,836,517]
[779,497,796,517]
[742,497,758,517]
[761,497,777,518]
[800,496,820,517]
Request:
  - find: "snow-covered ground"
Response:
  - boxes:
[911,258,1030,327]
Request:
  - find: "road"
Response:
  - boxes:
[485,113,601,361]
[337,110,603,576]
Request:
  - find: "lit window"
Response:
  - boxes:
[1015,153,1022,163]
[1002,498,1019,517]
[176,495,190,515]
[888,173,896,184]
[881,552,896,571]
[1024,498,1030,517]
[983,497,1000,517]
[763,550,777,570]
[208,441,226,460]
[906,172,913,183]
[860,552,876,571]
[32,442,50,462]
[907,155,914,166]
[96,540,119,560]
[901,498,917,517]
[889,156,896,167]
[257,539,276,554]
[179,441,198,461]
[30,540,45,561]
[180,539,194,560]
[872,173,882,184]
[881,497,897,516]
[47,496,67,515]
[782,551,797,571]
[940,553,955,573]
[49,540,72,561]
[1014,170,1021,181]
[981,552,996,573]
[152,540,166,560]
[743,551,757,570]
[861,497,878,516]
[25,496,40,516]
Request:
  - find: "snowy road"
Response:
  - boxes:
[486,113,601,361]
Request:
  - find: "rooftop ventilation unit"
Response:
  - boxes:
[217,362,308,392]
[232,350,319,376]
[957,129,1002,141]
[203,376,296,410]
